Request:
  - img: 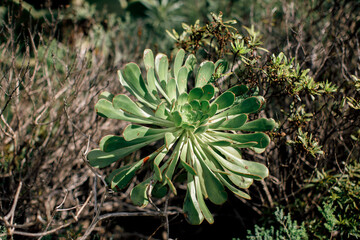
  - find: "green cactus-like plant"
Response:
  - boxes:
[87,49,276,224]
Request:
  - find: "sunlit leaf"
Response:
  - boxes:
[201,84,215,101]
[155,53,169,84]
[174,48,185,79]
[177,66,189,94]
[195,61,215,88]
[143,49,154,70]
[214,96,265,119]
[183,174,204,225]
[239,118,277,131]
[131,178,151,207]
[212,91,235,110]
[188,87,204,101]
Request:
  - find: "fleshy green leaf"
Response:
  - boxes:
[131,178,151,207]
[181,160,197,175]
[146,68,158,98]
[200,100,210,112]
[212,91,235,110]
[174,48,185,79]
[177,92,188,106]
[164,138,183,194]
[189,100,201,111]
[239,118,277,131]
[153,146,169,181]
[155,101,168,119]
[114,95,172,126]
[113,94,151,118]
[215,146,269,179]
[226,171,254,189]
[214,96,265,119]
[190,143,208,198]
[177,66,189,94]
[119,63,157,107]
[108,160,143,189]
[172,111,182,126]
[207,104,218,117]
[143,49,154,70]
[99,135,147,152]
[208,140,232,146]
[188,88,204,101]
[155,53,169,84]
[194,175,214,224]
[96,99,150,123]
[123,125,172,141]
[194,125,208,134]
[88,134,164,168]
[180,141,197,175]
[204,146,258,179]
[198,157,227,205]
[217,174,251,199]
[215,114,248,130]
[85,150,111,169]
[166,78,177,101]
[195,61,215,88]
[98,91,114,101]
[201,84,215,101]
[183,174,204,225]
[208,118,226,129]
[152,182,168,198]
[226,85,248,96]
[165,131,179,149]
[212,132,270,149]
[231,142,258,148]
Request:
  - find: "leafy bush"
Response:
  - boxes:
[305,161,360,239]
[244,160,360,240]
[245,208,308,240]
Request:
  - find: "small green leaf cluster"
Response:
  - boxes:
[286,103,313,127]
[266,53,338,99]
[305,162,360,239]
[231,26,268,65]
[88,48,276,224]
[346,75,360,110]
[287,128,324,157]
[167,12,265,60]
[281,103,324,157]
[0,225,6,240]
[350,75,360,91]
[317,202,339,236]
[244,208,308,240]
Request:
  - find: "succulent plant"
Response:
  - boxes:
[87,49,276,224]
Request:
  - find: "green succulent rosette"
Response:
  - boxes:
[87,49,276,224]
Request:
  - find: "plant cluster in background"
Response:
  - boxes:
[244,159,360,239]
[244,208,308,240]
[304,160,360,239]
